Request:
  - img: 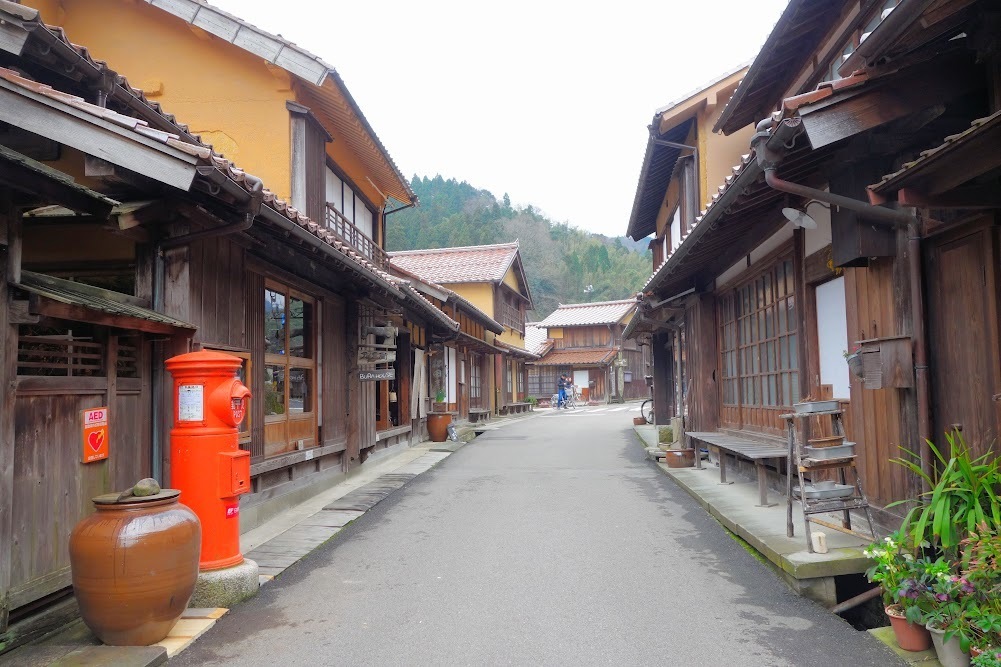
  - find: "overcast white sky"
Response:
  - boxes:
[212,0,789,238]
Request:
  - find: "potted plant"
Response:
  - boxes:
[844,345,863,380]
[973,649,1001,666]
[865,531,934,651]
[890,433,1001,558]
[960,528,1001,658]
[923,569,974,667]
[433,388,447,411]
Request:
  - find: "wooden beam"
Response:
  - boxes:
[0,159,114,218]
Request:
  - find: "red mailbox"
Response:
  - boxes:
[166,350,251,570]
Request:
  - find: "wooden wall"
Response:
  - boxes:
[553,327,611,349]
[843,245,919,520]
[685,295,719,432]
[10,335,149,613]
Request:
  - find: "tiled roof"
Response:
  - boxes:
[389,263,496,333]
[868,110,1001,196]
[493,338,540,360]
[537,299,637,327]
[389,242,521,284]
[532,347,618,367]
[17,270,195,331]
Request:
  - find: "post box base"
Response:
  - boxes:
[189,558,259,609]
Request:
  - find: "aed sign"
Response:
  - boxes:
[82,407,109,463]
[358,369,395,381]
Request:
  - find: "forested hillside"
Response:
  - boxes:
[387,176,653,318]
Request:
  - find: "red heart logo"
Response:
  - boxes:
[88,429,105,452]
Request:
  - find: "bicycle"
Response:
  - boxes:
[640,398,654,424]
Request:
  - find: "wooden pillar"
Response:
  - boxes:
[159,244,191,487]
[794,229,811,442]
[0,212,16,630]
[345,301,361,469]
[653,331,672,425]
[397,330,412,425]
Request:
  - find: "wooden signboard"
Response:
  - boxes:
[358,369,395,382]
[82,407,109,463]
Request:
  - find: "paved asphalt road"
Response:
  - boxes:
[174,406,904,666]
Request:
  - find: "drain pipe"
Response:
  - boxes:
[753,120,932,486]
[908,219,933,490]
[830,587,882,615]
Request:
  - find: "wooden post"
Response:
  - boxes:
[345,300,361,469]
[794,229,811,443]
[652,331,672,425]
[0,208,17,630]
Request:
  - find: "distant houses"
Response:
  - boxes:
[526,299,646,404]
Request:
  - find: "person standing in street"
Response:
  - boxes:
[557,374,567,409]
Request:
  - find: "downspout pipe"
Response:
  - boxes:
[909,220,933,490]
[753,117,932,486]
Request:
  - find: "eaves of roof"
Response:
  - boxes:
[626,119,693,241]
[530,347,618,367]
[713,0,851,135]
[144,0,415,205]
[868,109,1001,197]
[643,117,807,297]
[389,262,503,333]
[493,339,540,361]
[537,299,637,328]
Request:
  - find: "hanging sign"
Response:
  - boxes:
[82,407,109,463]
[358,369,395,381]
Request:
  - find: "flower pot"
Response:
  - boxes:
[885,606,932,652]
[663,448,696,468]
[846,352,864,380]
[633,416,646,426]
[427,413,452,442]
[69,490,200,645]
[926,622,970,667]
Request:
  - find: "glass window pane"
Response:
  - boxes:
[787,296,797,333]
[767,341,776,371]
[790,373,799,403]
[265,364,285,415]
[265,289,286,355]
[289,297,313,359]
[789,334,798,370]
[289,368,312,413]
[783,374,791,406]
[768,375,777,406]
[765,306,774,338]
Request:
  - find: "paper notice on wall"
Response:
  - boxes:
[178,384,204,422]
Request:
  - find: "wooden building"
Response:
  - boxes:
[390,264,505,424]
[390,242,538,415]
[0,5,449,638]
[626,0,1001,530]
[526,299,644,403]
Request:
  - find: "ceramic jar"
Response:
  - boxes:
[427,413,452,442]
[69,490,201,645]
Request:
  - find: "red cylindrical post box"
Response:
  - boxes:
[165,350,251,570]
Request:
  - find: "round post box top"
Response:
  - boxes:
[165,349,243,373]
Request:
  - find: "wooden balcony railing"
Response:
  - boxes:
[325,204,389,269]
[498,301,524,333]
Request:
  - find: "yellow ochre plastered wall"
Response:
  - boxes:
[448,283,494,321]
[29,0,294,199]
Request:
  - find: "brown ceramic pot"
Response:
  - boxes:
[633,416,647,426]
[885,605,932,652]
[427,413,452,442]
[663,448,696,468]
[69,490,201,646]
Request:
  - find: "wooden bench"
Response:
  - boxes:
[468,408,490,423]
[685,432,788,507]
[499,402,532,416]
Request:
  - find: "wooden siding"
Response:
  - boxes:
[552,326,611,349]
[188,237,246,350]
[621,348,648,401]
[685,295,719,432]
[10,335,150,612]
[844,252,918,517]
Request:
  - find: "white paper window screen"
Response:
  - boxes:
[816,277,850,399]
[356,204,373,240]
[447,347,457,402]
[325,168,342,213]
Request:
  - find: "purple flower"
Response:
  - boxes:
[936,593,949,602]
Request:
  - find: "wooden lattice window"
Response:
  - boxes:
[719,257,798,419]
[17,325,104,377]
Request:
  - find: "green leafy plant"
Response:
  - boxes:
[434,389,446,404]
[865,531,927,620]
[889,433,1001,555]
[973,649,1001,667]
[526,396,538,406]
[960,528,1001,652]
